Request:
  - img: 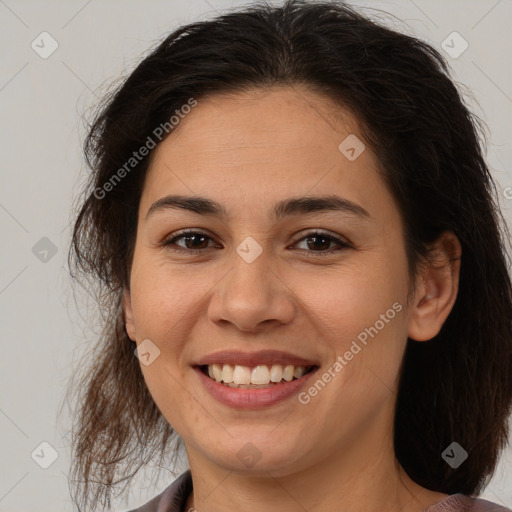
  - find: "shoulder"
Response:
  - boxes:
[424,493,512,512]
[123,469,193,512]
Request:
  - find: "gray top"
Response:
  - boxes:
[125,470,511,512]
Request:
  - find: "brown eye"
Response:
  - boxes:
[293,230,351,256]
[162,230,217,253]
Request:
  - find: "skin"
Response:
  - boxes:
[123,85,461,512]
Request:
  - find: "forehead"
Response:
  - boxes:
[140,85,388,220]
[161,85,360,152]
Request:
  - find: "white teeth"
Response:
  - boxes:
[270,364,283,382]
[222,364,234,383]
[293,366,306,378]
[282,365,294,381]
[205,363,311,385]
[251,365,270,385]
[212,363,223,382]
[233,365,251,385]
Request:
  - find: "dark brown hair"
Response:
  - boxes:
[66,1,512,510]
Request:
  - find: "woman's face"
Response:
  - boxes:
[124,86,417,476]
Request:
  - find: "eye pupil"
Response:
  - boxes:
[184,234,209,249]
[306,235,331,251]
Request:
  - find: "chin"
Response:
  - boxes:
[203,439,308,476]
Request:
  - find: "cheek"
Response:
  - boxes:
[303,279,406,432]
[129,256,205,335]
[297,253,408,399]
[298,256,406,343]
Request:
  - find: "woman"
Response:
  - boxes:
[67,1,512,511]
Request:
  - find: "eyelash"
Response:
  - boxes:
[161,229,352,257]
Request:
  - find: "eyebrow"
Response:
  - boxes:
[146,194,371,221]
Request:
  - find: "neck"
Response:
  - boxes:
[183,411,446,512]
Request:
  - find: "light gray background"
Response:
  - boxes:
[1,0,511,511]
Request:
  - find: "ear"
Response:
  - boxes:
[408,231,461,342]
[123,289,137,342]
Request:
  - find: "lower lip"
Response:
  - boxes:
[194,366,318,409]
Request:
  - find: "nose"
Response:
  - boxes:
[207,250,296,333]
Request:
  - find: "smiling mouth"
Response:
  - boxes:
[200,363,317,388]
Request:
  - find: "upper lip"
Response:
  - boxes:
[193,350,319,368]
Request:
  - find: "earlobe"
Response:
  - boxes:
[407,231,462,342]
[123,289,137,342]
